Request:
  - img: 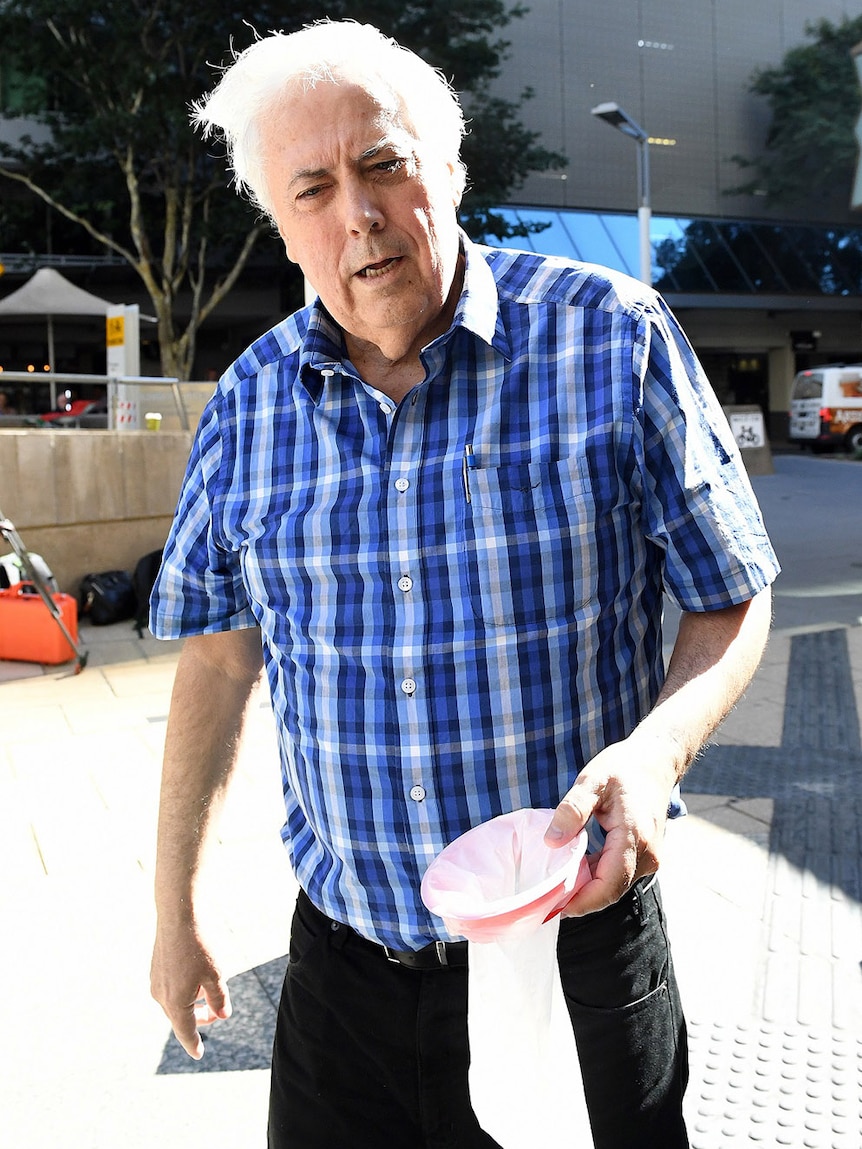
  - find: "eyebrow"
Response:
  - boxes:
[359,139,399,162]
[288,166,329,191]
[287,137,408,191]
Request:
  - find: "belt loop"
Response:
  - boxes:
[632,884,644,925]
[632,873,657,925]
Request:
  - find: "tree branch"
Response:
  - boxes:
[0,165,139,267]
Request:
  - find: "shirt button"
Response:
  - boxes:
[400,678,416,695]
[397,576,413,592]
[394,477,410,492]
[379,402,394,415]
[409,785,426,802]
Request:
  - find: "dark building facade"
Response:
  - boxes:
[488,0,862,436]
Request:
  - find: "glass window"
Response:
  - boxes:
[518,210,583,259]
[480,208,862,298]
[791,374,823,401]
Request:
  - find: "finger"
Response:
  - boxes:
[544,782,599,848]
[171,1000,206,1061]
[198,979,233,1024]
[560,871,628,916]
[167,977,231,1060]
[560,825,638,915]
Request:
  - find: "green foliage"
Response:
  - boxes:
[730,16,862,209]
[460,88,564,239]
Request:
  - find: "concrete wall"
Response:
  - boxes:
[0,429,194,595]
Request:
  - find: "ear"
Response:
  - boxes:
[278,226,296,265]
[448,160,466,210]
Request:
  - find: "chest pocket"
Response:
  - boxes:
[460,456,596,628]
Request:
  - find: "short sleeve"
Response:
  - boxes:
[149,392,257,638]
[633,296,780,611]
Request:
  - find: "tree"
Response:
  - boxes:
[730,16,862,212]
[0,1,564,379]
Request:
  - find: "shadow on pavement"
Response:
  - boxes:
[690,628,862,902]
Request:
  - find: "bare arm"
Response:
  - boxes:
[546,584,773,914]
[150,627,264,1058]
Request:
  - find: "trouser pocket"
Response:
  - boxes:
[557,881,689,1149]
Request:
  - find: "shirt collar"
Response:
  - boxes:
[450,232,511,360]
[297,304,349,400]
[297,231,511,397]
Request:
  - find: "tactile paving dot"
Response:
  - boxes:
[686,1019,862,1148]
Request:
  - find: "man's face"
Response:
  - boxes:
[261,78,463,361]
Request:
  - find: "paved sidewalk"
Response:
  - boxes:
[3,451,862,1147]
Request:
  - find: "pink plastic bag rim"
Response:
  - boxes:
[420,808,588,924]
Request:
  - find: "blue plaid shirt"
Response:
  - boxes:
[151,237,779,949]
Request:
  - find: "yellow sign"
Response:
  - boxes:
[106,315,125,347]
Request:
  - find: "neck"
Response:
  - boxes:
[345,339,427,402]
[344,252,465,401]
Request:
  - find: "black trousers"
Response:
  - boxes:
[268,881,689,1149]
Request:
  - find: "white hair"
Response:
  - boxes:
[192,20,468,220]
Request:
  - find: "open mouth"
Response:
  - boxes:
[357,256,402,279]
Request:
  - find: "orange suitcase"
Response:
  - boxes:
[0,582,79,664]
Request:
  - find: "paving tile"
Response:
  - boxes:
[100,660,183,699]
[692,800,773,844]
[0,658,47,682]
[59,698,161,736]
[686,1020,862,1149]
[84,638,154,667]
[3,702,72,744]
[732,796,775,824]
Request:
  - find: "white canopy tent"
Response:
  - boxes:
[0,268,118,407]
[0,266,115,317]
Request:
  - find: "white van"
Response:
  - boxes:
[788,365,862,453]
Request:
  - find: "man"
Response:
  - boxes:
[149,21,779,1149]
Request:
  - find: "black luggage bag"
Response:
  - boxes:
[78,570,137,626]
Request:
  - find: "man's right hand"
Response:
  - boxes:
[150,920,232,1060]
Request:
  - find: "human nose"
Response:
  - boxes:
[342,179,385,236]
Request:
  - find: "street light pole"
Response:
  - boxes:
[591,102,652,285]
[635,134,651,288]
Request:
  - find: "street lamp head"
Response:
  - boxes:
[590,101,652,283]
[591,101,648,143]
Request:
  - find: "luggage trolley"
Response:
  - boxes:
[0,509,88,673]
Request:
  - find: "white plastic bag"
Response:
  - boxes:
[421,808,594,1149]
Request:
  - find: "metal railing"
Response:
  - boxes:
[0,252,128,274]
[0,371,190,430]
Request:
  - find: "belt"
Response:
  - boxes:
[300,876,658,971]
[381,939,468,969]
[297,889,468,970]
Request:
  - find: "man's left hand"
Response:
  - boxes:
[543,735,678,916]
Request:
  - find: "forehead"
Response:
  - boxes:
[266,75,417,163]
